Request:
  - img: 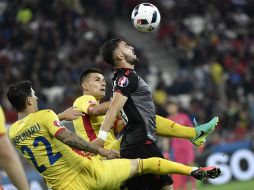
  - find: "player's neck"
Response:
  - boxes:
[18,107,37,120]
[115,61,134,69]
[18,112,30,120]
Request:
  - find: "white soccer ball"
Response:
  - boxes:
[131,3,161,32]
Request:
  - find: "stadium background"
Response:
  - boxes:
[1,0,254,189]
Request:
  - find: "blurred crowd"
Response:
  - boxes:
[1,0,254,147]
[0,0,149,124]
[1,1,254,189]
[153,0,254,145]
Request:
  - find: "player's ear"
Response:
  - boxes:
[27,97,33,105]
[82,81,89,91]
[116,52,124,61]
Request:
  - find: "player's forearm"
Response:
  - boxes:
[57,107,84,121]
[56,129,101,154]
[2,157,29,190]
[93,109,117,147]
[0,149,29,190]
[98,92,127,140]
[0,136,29,190]
[88,101,110,116]
[100,106,118,132]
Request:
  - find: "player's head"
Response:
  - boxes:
[7,80,38,112]
[100,38,139,67]
[79,68,106,100]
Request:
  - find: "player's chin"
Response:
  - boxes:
[98,92,105,99]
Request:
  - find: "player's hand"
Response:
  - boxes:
[58,106,85,121]
[98,148,120,159]
[91,138,105,148]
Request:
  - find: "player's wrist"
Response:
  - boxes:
[98,130,108,141]
[97,147,104,155]
[57,112,64,121]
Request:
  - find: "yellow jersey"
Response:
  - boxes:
[0,106,6,136]
[73,95,118,150]
[9,109,92,190]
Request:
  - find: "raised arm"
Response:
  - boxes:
[87,101,111,116]
[58,106,85,121]
[92,92,128,147]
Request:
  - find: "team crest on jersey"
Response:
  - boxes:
[54,120,64,127]
[118,76,129,87]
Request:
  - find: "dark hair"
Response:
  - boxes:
[100,38,122,66]
[7,80,32,112]
[79,68,103,85]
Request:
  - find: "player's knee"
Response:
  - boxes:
[129,159,139,178]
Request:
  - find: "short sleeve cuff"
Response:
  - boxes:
[54,128,66,137]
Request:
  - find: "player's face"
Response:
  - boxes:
[83,73,106,100]
[117,41,139,65]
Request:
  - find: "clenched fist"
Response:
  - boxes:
[98,148,120,159]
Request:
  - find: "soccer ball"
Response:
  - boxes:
[131,3,161,32]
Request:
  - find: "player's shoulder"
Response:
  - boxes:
[115,70,138,90]
[75,95,96,101]
[116,68,137,77]
[116,69,138,83]
[33,110,60,128]
[35,109,57,118]
[74,95,97,104]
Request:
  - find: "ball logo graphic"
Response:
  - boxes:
[131,3,161,32]
[118,76,129,87]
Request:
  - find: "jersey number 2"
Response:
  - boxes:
[21,136,62,173]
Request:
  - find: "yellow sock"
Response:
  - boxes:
[156,115,196,139]
[139,157,193,175]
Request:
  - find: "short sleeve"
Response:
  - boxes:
[113,71,138,97]
[41,110,66,137]
[0,106,6,135]
[73,95,97,114]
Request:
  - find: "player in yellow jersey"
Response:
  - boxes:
[73,68,218,151]
[0,105,29,190]
[7,80,221,190]
[73,68,219,189]
[73,69,120,152]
